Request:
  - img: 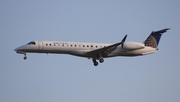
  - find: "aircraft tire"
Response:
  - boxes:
[24,56,27,60]
[94,62,98,66]
[99,58,104,63]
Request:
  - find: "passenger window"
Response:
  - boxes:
[75,45,76,47]
[83,45,85,47]
[96,46,98,48]
[91,45,93,47]
[87,45,89,47]
[46,44,48,46]
[49,44,51,46]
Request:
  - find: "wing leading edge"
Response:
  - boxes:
[85,35,127,57]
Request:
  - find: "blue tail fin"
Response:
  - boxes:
[144,28,170,48]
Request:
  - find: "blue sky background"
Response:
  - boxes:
[1,0,180,102]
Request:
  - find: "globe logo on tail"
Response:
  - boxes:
[144,35,157,48]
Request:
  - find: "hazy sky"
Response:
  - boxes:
[1,0,180,102]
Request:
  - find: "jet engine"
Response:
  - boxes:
[122,42,145,50]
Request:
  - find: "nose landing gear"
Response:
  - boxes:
[23,54,27,60]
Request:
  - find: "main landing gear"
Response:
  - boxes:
[23,54,27,60]
[92,58,104,66]
[93,59,98,66]
[99,58,104,63]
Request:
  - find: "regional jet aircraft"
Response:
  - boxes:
[14,28,170,66]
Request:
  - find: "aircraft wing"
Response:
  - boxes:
[85,35,127,57]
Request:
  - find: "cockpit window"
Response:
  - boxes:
[27,41,36,45]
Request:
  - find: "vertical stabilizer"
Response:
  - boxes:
[144,28,170,48]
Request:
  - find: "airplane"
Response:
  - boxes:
[14,28,170,66]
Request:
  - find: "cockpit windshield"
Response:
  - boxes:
[27,41,36,45]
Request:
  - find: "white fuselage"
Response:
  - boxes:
[15,41,157,58]
[14,28,169,66]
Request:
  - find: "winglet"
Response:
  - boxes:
[121,34,127,43]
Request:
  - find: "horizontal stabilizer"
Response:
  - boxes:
[153,28,170,34]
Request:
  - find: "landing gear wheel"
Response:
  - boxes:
[24,54,27,60]
[94,62,98,66]
[24,57,27,60]
[24,56,27,60]
[99,58,104,63]
[92,58,98,66]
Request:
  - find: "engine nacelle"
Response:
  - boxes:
[122,42,145,50]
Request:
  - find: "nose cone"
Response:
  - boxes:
[14,48,18,51]
[14,45,27,53]
[14,46,23,52]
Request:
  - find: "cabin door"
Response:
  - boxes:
[38,41,43,50]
